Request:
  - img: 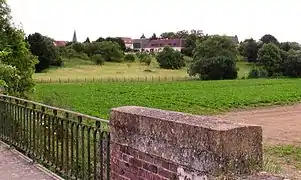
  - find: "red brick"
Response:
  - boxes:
[128,147,139,157]
[138,168,152,178]
[158,168,172,178]
[123,170,139,180]
[169,163,177,172]
[161,161,169,170]
[122,154,130,162]
[111,149,122,159]
[139,152,154,163]
[143,162,158,173]
[111,143,121,151]
[152,174,163,180]
[129,157,143,167]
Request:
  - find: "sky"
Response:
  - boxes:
[7,0,301,43]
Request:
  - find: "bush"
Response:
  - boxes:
[138,52,152,66]
[248,66,268,79]
[91,54,104,65]
[124,54,135,62]
[188,56,238,80]
[156,47,185,69]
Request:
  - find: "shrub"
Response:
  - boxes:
[138,52,152,66]
[91,54,104,65]
[188,56,238,80]
[156,47,185,69]
[98,41,124,62]
[124,54,135,62]
[248,66,268,79]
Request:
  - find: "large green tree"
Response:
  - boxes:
[27,32,62,72]
[156,47,185,69]
[257,43,282,76]
[0,0,37,96]
[240,38,258,62]
[189,35,239,80]
[98,41,124,62]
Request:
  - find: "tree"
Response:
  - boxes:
[280,42,301,51]
[71,42,85,53]
[156,47,185,69]
[138,52,152,66]
[188,35,239,80]
[257,43,282,76]
[98,41,124,62]
[260,34,279,45]
[27,32,62,72]
[240,38,258,62]
[140,33,146,39]
[0,0,37,96]
[95,37,105,42]
[282,50,301,77]
[181,33,208,57]
[91,54,104,65]
[84,37,91,43]
[188,56,238,80]
[160,32,175,39]
[105,37,126,51]
[150,33,157,40]
[175,30,189,38]
[193,35,239,60]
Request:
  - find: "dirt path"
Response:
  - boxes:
[217,104,301,145]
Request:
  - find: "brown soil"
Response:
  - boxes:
[217,104,301,145]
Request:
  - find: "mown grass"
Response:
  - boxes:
[265,145,301,170]
[33,58,251,82]
[31,78,301,119]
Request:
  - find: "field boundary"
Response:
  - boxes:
[34,75,197,84]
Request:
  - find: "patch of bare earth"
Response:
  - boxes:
[217,104,301,179]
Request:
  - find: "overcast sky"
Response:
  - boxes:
[7,0,301,43]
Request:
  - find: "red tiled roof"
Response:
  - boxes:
[121,37,133,44]
[144,38,185,48]
[54,41,68,47]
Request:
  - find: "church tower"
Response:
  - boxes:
[72,30,77,43]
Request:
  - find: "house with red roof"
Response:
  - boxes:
[53,41,68,47]
[121,37,133,49]
[133,38,186,52]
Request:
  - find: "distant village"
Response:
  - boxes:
[53,31,239,53]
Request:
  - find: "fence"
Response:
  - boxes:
[35,75,196,84]
[0,94,110,180]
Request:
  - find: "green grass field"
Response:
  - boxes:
[33,58,251,82]
[31,78,301,119]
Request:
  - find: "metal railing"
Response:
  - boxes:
[0,94,110,180]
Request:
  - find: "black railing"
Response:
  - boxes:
[0,94,110,180]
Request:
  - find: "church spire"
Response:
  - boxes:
[72,30,77,43]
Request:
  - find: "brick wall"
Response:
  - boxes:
[111,142,178,180]
[109,106,263,180]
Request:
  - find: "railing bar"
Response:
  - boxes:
[32,104,36,160]
[25,102,29,153]
[56,118,60,171]
[48,113,51,166]
[93,129,97,180]
[82,126,85,179]
[65,118,70,175]
[71,122,75,178]
[43,109,47,163]
[87,127,91,179]
[60,119,64,172]
[100,131,103,180]
[29,107,33,155]
[106,133,110,180]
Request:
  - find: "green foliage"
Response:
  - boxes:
[71,42,85,53]
[98,41,124,62]
[247,66,268,79]
[189,56,238,80]
[0,0,37,96]
[33,79,301,119]
[193,35,239,60]
[138,52,152,66]
[240,38,258,62]
[156,47,185,69]
[190,35,239,80]
[0,63,18,94]
[27,32,62,72]
[283,51,301,77]
[257,43,282,77]
[280,42,301,51]
[260,34,279,45]
[105,37,126,51]
[124,54,135,62]
[91,54,104,65]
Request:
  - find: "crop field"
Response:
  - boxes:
[33,58,251,83]
[31,78,301,119]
